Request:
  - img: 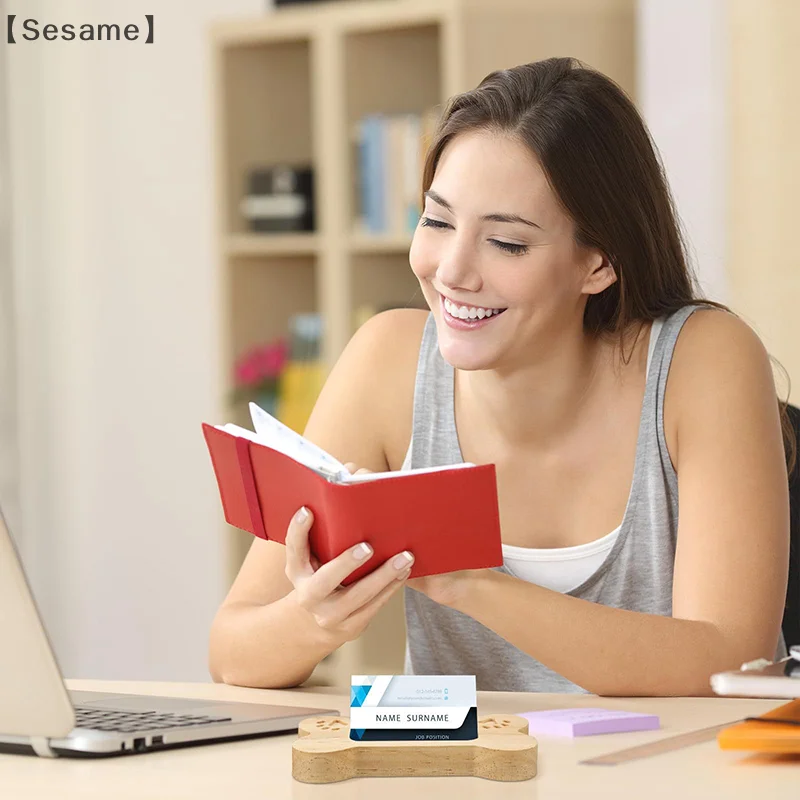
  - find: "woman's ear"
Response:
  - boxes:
[581,251,617,296]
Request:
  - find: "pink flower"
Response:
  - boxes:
[232,337,289,390]
[262,340,288,376]
[234,360,257,386]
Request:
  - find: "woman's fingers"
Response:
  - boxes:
[335,551,414,617]
[283,499,413,636]
[339,569,412,639]
[343,461,372,476]
[300,541,375,608]
[284,506,316,583]
[311,551,414,628]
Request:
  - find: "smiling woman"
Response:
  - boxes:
[210,57,793,697]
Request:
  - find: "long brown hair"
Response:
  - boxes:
[421,57,796,472]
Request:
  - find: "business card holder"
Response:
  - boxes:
[291,714,538,783]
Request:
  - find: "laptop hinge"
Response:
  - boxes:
[30,737,56,758]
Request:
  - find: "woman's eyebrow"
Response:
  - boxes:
[425,190,542,230]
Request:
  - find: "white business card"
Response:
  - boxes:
[350,675,477,741]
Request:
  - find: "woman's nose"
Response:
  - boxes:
[436,239,483,293]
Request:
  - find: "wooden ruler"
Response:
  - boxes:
[580,721,739,766]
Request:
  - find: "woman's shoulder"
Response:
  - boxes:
[302,308,429,473]
[356,308,430,470]
[357,306,430,341]
[665,304,778,462]
[349,307,429,372]
[669,304,770,374]
[326,306,429,386]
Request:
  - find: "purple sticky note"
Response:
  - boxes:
[516,708,660,737]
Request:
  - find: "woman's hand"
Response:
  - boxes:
[284,461,415,645]
[340,463,480,610]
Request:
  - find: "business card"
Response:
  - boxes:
[349,675,477,741]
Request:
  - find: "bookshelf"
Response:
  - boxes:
[211,0,636,687]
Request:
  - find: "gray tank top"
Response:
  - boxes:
[400,305,784,692]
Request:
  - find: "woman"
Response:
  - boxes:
[209,58,791,695]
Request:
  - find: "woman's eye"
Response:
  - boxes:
[420,217,528,256]
[491,240,529,256]
[420,217,451,230]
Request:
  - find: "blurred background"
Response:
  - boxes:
[0,0,797,687]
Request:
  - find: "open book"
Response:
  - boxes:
[202,403,503,583]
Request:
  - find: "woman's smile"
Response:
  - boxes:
[440,293,508,330]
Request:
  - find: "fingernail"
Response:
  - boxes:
[353,543,373,561]
[393,551,414,570]
[294,507,309,524]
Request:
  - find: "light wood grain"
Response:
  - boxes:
[1,681,793,799]
[227,233,319,257]
[292,714,538,783]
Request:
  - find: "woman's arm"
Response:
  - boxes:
[409,310,791,696]
[209,309,427,688]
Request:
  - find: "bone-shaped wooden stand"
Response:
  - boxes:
[292,714,538,783]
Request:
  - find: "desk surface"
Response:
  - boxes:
[2,680,798,798]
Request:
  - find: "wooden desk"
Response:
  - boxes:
[2,680,798,798]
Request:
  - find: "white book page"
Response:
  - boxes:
[247,402,351,480]
[214,403,473,484]
[213,404,348,481]
[340,462,476,483]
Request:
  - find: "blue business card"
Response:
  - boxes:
[350,675,478,742]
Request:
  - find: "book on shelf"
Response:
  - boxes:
[202,402,503,586]
[352,109,439,236]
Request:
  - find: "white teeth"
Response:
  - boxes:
[444,297,504,320]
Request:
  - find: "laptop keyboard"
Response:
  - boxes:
[74,706,233,733]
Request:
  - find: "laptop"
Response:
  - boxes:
[0,507,339,757]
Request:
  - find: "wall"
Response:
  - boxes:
[636,0,728,302]
[7,0,263,680]
[639,0,800,399]
[729,0,800,401]
[0,0,20,540]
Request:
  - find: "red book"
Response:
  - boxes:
[201,405,503,586]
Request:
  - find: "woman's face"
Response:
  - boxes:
[409,129,610,372]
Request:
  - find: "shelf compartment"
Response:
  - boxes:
[220,38,314,235]
[348,232,414,254]
[344,24,439,238]
[227,254,318,386]
[227,233,319,257]
[350,252,427,333]
[344,23,442,123]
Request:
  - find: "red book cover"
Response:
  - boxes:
[202,423,503,586]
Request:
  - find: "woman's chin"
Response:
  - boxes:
[437,338,499,372]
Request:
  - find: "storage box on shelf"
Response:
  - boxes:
[212,0,636,687]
